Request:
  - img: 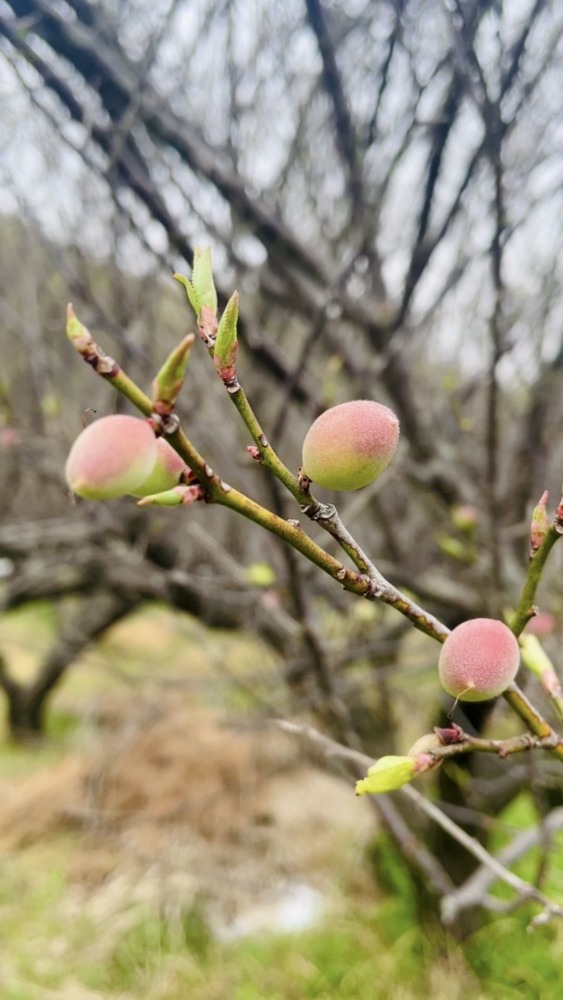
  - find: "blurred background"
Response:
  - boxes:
[1,1,563,997]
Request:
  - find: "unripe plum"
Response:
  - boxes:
[438,618,520,702]
[65,414,157,500]
[131,437,186,497]
[301,400,399,491]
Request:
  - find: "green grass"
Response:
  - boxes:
[1,828,562,1000]
[1,602,563,999]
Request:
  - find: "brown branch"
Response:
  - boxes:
[0,650,21,700]
[278,511,361,747]
[304,0,363,223]
[429,727,563,763]
[365,12,400,147]
[276,717,563,923]
[0,0,466,506]
[442,806,563,926]
[275,719,454,897]
[500,0,547,99]
[28,593,132,705]
[402,784,563,928]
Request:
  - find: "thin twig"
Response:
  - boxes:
[510,521,563,637]
[275,718,563,926]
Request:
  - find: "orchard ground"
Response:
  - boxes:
[0,603,562,1000]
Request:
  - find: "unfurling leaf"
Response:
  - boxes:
[355,756,416,796]
[173,274,200,317]
[192,246,217,314]
[176,245,219,319]
[136,484,204,507]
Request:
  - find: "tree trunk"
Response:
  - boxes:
[6,684,46,741]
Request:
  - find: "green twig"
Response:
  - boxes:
[202,324,451,638]
[230,385,309,502]
[502,681,563,762]
[66,304,154,417]
[66,301,563,757]
[510,524,562,637]
[66,307,450,641]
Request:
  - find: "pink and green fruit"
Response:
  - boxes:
[301,400,400,491]
[131,437,186,497]
[438,618,520,702]
[65,414,157,500]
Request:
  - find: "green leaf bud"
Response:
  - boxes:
[136,484,204,507]
[355,756,416,796]
[175,246,218,321]
[214,291,239,380]
[152,334,195,414]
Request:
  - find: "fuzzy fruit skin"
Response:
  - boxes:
[65,415,157,500]
[301,400,400,491]
[438,618,520,702]
[131,437,186,497]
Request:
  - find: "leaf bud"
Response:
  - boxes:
[355,755,416,796]
[151,334,195,414]
[530,490,550,558]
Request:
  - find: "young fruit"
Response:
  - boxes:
[131,437,186,497]
[301,400,399,491]
[65,414,157,500]
[438,618,520,702]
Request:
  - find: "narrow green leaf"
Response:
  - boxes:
[214,291,239,371]
[520,634,556,679]
[192,245,218,315]
[174,274,201,318]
